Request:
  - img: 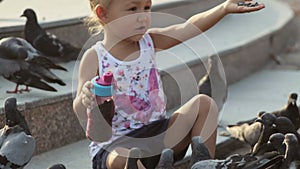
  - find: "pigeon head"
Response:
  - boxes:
[269,133,285,146]
[21,8,38,21]
[284,133,298,145]
[273,117,296,134]
[286,93,298,107]
[4,97,19,127]
[255,112,276,126]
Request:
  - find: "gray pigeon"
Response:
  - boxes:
[125,147,142,169]
[155,148,175,169]
[280,133,300,169]
[0,97,36,168]
[198,55,227,112]
[21,8,81,62]
[190,136,211,167]
[0,37,67,93]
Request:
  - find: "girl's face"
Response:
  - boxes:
[103,0,152,42]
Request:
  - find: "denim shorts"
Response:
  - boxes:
[92,118,188,169]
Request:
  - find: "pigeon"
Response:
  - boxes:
[125,147,142,169]
[226,113,277,148]
[251,113,279,153]
[21,8,81,62]
[155,148,175,169]
[232,93,299,129]
[3,97,31,135]
[0,97,36,169]
[279,133,300,169]
[246,153,284,169]
[235,111,266,126]
[47,163,66,169]
[271,93,300,130]
[0,36,67,93]
[191,153,257,169]
[252,133,285,156]
[272,116,300,143]
[189,136,212,167]
[198,55,227,112]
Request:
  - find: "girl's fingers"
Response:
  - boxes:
[81,81,96,108]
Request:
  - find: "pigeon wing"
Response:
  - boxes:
[33,32,63,57]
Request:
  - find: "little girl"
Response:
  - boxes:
[73,0,265,168]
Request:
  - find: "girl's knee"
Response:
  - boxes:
[106,148,128,169]
[193,94,218,113]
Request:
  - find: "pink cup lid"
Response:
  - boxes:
[96,72,113,86]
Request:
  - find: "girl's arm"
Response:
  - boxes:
[149,0,265,50]
[73,49,98,128]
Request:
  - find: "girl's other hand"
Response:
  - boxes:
[224,0,265,14]
[81,81,97,109]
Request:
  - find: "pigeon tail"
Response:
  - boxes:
[190,136,211,167]
[155,149,175,169]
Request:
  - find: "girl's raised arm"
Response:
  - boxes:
[149,0,265,50]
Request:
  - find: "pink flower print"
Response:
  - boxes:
[117,69,124,76]
[115,94,136,115]
[149,89,164,112]
[148,42,151,47]
[148,67,159,91]
[124,121,131,129]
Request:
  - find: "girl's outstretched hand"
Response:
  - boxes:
[224,0,265,14]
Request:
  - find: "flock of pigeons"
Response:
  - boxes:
[0,8,81,93]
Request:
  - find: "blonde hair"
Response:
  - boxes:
[84,0,111,34]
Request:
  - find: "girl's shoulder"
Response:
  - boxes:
[80,48,99,69]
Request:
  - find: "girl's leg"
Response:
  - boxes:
[106,147,146,169]
[164,94,219,158]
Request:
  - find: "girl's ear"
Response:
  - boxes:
[96,5,107,22]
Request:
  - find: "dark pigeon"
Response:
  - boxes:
[235,111,266,126]
[251,113,279,153]
[155,148,175,169]
[125,147,142,169]
[226,113,277,148]
[252,133,285,156]
[271,93,300,130]
[231,93,300,129]
[198,55,227,112]
[4,97,31,135]
[280,133,300,169]
[191,153,257,169]
[0,97,36,168]
[21,8,81,62]
[247,153,284,169]
[47,163,66,169]
[0,37,67,93]
[189,136,212,167]
[273,116,300,143]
